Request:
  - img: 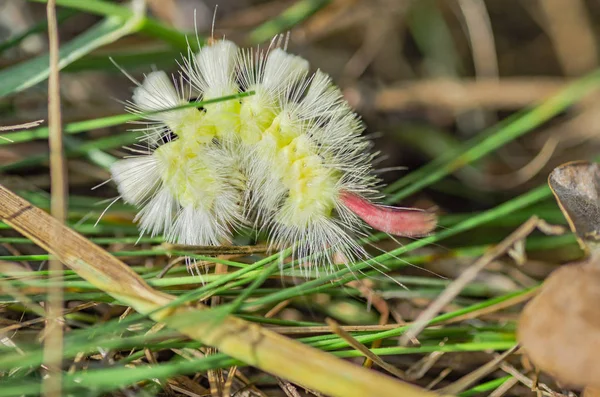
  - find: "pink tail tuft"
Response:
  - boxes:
[340,191,437,237]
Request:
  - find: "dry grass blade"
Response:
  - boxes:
[44,1,66,395]
[0,184,445,397]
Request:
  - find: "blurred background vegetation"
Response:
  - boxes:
[1,0,600,396]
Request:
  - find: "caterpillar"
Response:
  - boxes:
[110,38,436,272]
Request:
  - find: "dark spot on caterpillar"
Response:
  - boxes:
[211,137,222,147]
[160,128,178,144]
[188,97,206,112]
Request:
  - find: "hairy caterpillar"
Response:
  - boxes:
[110,38,436,271]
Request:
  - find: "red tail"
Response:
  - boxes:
[340,192,437,237]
